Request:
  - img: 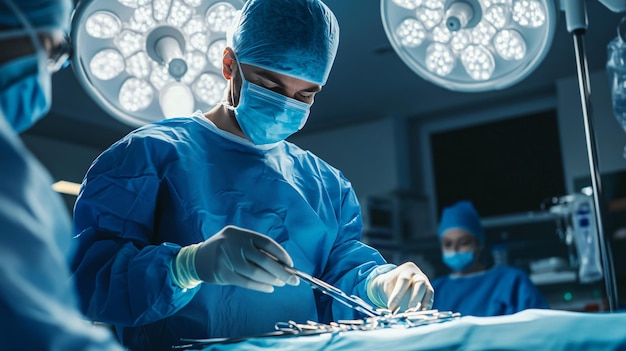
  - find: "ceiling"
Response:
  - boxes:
[25,1,626,151]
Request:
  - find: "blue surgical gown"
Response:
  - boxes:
[0,114,123,350]
[71,112,391,351]
[432,266,549,317]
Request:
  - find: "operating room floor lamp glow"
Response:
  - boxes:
[381,0,622,311]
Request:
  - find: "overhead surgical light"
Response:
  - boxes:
[71,0,243,127]
[380,0,557,92]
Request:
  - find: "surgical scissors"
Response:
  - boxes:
[261,249,382,317]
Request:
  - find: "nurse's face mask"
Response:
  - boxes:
[225,59,311,145]
[0,0,71,133]
[440,229,479,272]
[442,251,475,272]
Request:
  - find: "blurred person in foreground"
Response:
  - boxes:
[0,0,123,349]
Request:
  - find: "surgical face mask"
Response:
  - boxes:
[442,250,475,272]
[225,60,311,145]
[0,0,64,133]
[0,53,50,133]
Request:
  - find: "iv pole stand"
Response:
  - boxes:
[563,0,619,312]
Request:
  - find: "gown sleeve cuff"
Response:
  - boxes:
[170,243,203,289]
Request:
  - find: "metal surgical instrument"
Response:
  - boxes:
[261,249,382,317]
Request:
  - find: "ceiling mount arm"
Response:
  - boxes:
[598,0,626,13]
[560,0,588,33]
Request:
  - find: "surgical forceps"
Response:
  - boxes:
[261,249,382,317]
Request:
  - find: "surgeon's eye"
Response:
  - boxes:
[296,92,315,104]
[255,78,280,91]
[255,80,290,98]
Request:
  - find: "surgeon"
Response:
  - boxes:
[0,0,124,349]
[431,200,548,316]
[70,0,434,350]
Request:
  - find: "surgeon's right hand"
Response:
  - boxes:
[171,225,299,293]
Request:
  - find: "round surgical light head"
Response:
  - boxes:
[71,0,243,127]
[381,0,557,92]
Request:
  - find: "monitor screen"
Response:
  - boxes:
[430,109,566,218]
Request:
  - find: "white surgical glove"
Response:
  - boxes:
[171,225,299,292]
[366,262,434,312]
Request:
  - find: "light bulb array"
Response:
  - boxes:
[72,0,243,126]
[381,0,556,91]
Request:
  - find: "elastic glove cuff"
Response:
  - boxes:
[366,276,388,309]
[170,243,203,289]
[365,264,396,309]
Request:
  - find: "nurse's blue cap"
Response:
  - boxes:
[438,200,485,245]
[0,0,73,33]
[230,0,340,86]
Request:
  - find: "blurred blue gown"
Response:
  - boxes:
[432,266,549,317]
[0,113,123,350]
[71,112,391,351]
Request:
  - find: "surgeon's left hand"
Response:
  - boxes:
[367,262,434,312]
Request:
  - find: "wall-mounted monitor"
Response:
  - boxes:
[420,104,566,222]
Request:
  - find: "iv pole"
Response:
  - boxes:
[561,0,620,312]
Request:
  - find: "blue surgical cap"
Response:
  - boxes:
[230,0,340,85]
[438,200,485,244]
[0,0,72,33]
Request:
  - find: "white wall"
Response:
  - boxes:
[290,117,400,206]
[557,70,626,193]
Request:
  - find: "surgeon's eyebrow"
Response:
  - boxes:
[255,69,322,93]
